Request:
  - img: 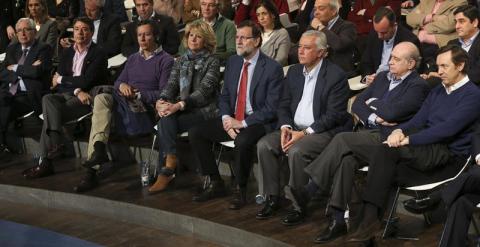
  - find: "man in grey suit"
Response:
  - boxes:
[256,30,350,223]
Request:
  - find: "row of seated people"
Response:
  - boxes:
[2,6,480,246]
[2,0,479,77]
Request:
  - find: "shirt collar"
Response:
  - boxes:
[327,15,339,30]
[73,41,92,53]
[138,11,155,21]
[243,49,260,66]
[203,14,220,26]
[459,30,480,48]
[384,26,398,45]
[387,70,411,83]
[443,75,470,94]
[139,45,163,60]
[303,59,323,80]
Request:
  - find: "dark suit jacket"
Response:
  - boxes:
[219,51,283,131]
[352,70,430,137]
[360,25,421,77]
[324,18,357,76]
[57,42,108,94]
[0,40,53,114]
[278,60,350,135]
[121,13,180,56]
[96,14,122,57]
[448,37,480,85]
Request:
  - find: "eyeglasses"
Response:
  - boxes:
[235,36,255,41]
[16,28,34,33]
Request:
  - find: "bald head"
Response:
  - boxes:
[389,42,421,76]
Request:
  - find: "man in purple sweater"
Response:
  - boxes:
[73,20,174,193]
[345,44,480,243]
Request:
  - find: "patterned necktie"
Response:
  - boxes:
[235,62,250,121]
[9,48,28,95]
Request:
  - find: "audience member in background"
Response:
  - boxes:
[74,20,174,193]
[22,17,108,179]
[256,30,350,223]
[148,20,221,193]
[406,0,466,66]
[0,1,16,53]
[179,0,237,64]
[16,0,58,50]
[0,18,52,156]
[256,0,291,66]
[234,0,289,25]
[423,5,480,85]
[347,45,480,244]
[79,0,128,22]
[189,21,283,210]
[285,42,429,243]
[153,0,183,24]
[122,0,180,56]
[52,0,80,35]
[361,7,421,84]
[60,0,121,58]
[184,0,236,22]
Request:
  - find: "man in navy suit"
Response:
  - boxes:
[283,42,430,243]
[189,20,284,210]
[256,30,350,221]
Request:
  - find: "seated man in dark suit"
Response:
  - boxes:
[79,0,128,23]
[423,5,480,85]
[22,17,108,179]
[189,21,284,210]
[361,7,421,85]
[60,0,122,58]
[256,30,350,222]
[282,41,430,243]
[121,0,180,56]
[347,45,480,243]
[0,18,52,155]
[404,125,480,247]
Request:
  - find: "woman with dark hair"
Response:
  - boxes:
[149,20,221,193]
[22,0,58,48]
[256,0,291,65]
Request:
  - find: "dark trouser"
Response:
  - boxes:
[439,166,480,247]
[0,93,33,144]
[189,118,266,188]
[257,130,332,196]
[156,111,205,163]
[304,130,381,212]
[360,143,464,209]
[39,93,91,157]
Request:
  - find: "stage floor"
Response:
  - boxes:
[0,154,446,246]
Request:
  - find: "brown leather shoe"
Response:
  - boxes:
[229,187,247,210]
[148,174,175,193]
[23,158,54,179]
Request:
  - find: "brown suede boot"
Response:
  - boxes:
[148,154,177,193]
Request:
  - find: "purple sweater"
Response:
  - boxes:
[114,50,174,104]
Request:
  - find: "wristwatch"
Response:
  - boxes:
[302,129,309,136]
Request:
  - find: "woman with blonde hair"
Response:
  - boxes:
[149,20,222,193]
[23,0,58,49]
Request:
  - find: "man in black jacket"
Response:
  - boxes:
[121,0,180,56]
[22,17,108,179]
[0,18,52,155]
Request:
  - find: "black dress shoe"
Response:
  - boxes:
[229,187,247,210]
[284,185,309,213]
[347,220,381,242]
[403,196,441,214]
[282,209,305,226]
[46,144,65,160]
[82,142,109,168]
[192,180,227,202]
[74,169,99,193]
[256,195,280,219]
[314,219,347,243]
[23,158,54,179]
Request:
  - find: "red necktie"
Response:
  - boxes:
[235,62,250,121]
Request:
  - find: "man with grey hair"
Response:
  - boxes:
[0,17,52,156]
[283,41,430,243]
[255,30,350,223]
[310,0,357,76]
[60,0,122,57]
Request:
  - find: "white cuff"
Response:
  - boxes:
[365,98,378,105]
[475,154,480,165]
[368,113,378,126]
[221,115,231,122]
[12,64,18,72]
[306,127,314,134]
[241,0,251,5]
[73,88,82,96]
[242,120,247,128]
[57,76,63,84]
[280,125,292,130]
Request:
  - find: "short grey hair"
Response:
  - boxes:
[302,30,328,50]
[329,0,340,13]
[85,0,105,8]
[16,18,36,31]
[201,0,223,10]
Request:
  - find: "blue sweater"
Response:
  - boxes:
[114,50,174,105]
[399,81,480,156]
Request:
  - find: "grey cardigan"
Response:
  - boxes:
[260,28,291,66]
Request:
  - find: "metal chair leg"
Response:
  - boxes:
[382,187,401,239]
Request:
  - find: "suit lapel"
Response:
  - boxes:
[312,61,327,117]
[249,53,266,102]
[81,44,95,74]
